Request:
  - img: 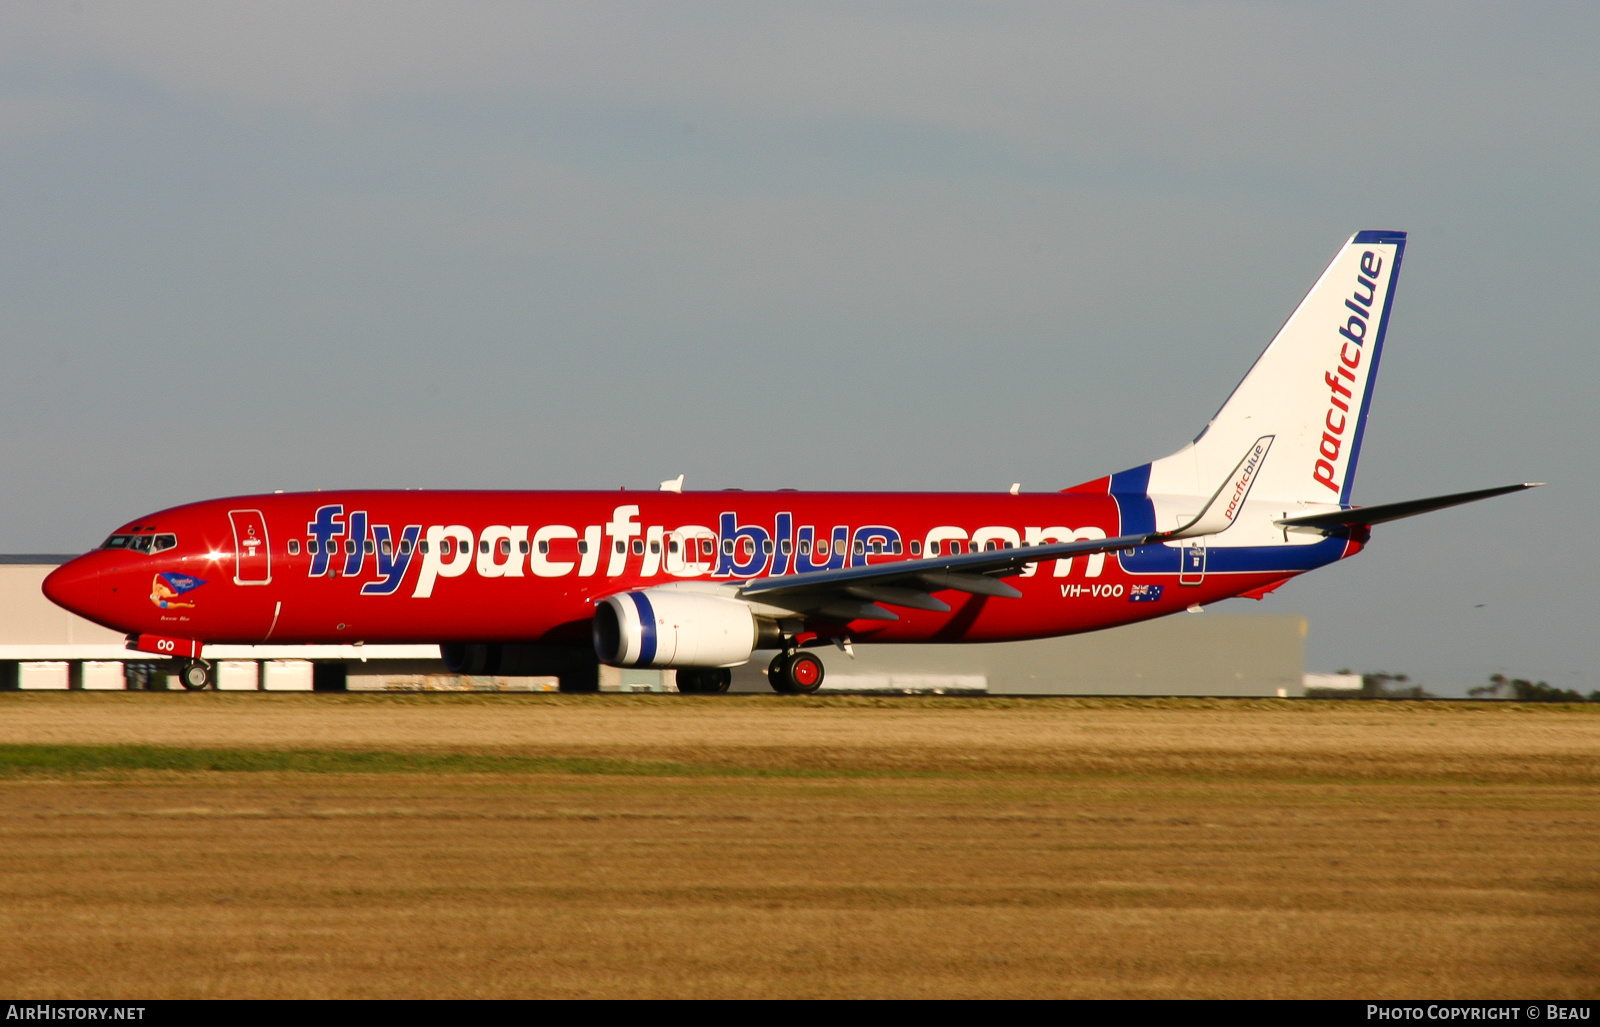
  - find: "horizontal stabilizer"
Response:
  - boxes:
[1275,483,1542,530]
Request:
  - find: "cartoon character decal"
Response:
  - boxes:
[151,572,206,609]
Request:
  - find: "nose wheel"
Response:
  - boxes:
[768,652,824,695]
[179,660,213,691]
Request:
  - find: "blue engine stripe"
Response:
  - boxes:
[629,591,657,666]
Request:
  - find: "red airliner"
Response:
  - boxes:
[43,232,1537,693]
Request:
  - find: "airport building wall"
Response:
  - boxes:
[0,559,1305,696]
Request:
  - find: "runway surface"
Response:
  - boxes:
[1,694,1595,998]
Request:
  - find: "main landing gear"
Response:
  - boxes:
[179,659,213,691]
[672,648,827,696]
[768,651,824,695]
[676,667,732,694]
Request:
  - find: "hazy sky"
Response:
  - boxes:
[2,2,1595,694]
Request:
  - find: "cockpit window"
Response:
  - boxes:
[102,533,176,554]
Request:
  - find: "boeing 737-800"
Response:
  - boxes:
[43,231,1537,692]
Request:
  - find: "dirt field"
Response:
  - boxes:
[0,693,1595,998]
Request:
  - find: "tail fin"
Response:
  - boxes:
[1143,231,1405,505]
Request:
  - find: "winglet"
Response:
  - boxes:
[1166,436,1274,540]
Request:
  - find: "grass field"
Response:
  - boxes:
[0,693,1595,998]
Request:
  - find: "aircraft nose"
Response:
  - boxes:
[43,556,106,619]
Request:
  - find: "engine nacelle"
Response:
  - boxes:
[594,589,758,668]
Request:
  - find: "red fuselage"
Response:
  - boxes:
[43,489,1315,652]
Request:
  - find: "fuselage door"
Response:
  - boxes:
[1179,541,1206,585]
[229,509,272,585]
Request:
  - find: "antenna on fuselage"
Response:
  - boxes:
[660,474,684,493]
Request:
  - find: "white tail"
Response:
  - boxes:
[1144,231,1406,505]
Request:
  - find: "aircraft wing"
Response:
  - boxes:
[734,530,1153,619]
[1274,482,1542,531]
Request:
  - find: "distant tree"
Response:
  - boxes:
[1322,669,1433,700]
[1472,674,1589,703]
[1329,671,1433,699]
[1468,676,1504,699]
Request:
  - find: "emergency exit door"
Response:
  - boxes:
[229,509,272,585]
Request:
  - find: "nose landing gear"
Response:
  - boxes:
[179,660,213,691]
[768,651,825,695]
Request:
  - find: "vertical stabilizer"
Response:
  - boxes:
[1142,231,1405,505]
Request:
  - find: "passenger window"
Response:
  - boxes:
[519,541,529,554]
[701,539,714,557]
[288,539,301,556]
[499,539,510,556]
[631,539,644,555]
[578,541,588,554]
[929,541,939,556]
[308,539,319,554]
[479,540,490,554]
[539,541,549,555]
[722,539,734,555]
[364,539,375,555]
[380,539,391,556]
[854,540,865,555]
[400,540,413,555]
[650,540,660,554]
[668,540,679,554]
[441,540,452,556]
[870,541,883,555]
[799,540,811,555]
[910,540,921,555]
[780,539,791,556]
[761,540,773,555]
[419,540,430,554]
[615,540,626,554]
